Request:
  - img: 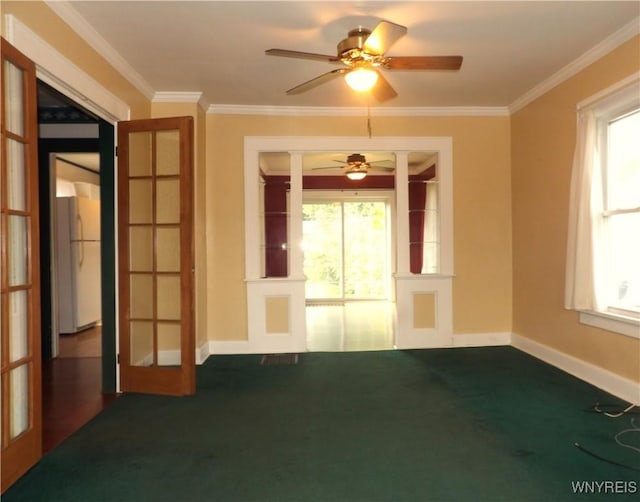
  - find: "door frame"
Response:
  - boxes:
[38,137,100,361]
[37,130,117,392]
[244,136,454,354]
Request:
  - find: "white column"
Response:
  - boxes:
[289,152,304,279]
[394,151,410,276]
[243,143,261,279]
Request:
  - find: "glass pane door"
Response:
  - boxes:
[1,38,42,493]
[303,200,389,300]
[118,117,194,396]
[343,201,388,298]
[303,202,342,298]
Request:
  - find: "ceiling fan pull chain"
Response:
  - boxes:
[367,101,372,138]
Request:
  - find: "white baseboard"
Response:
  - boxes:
[511,333,640,405]
[137,345,211,366]
[207,333,512,355]
[199,332,638,405]
[196,341,210,365]
[158,350,181,366]
[208,340,252,355]
[135,353,154,367]
[452,332,511,347]
[206,332,512,356]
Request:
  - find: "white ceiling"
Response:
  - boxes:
[55,1,640,110]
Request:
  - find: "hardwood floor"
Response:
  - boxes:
[306,301,395,352]
[42,327,117,453]
[57,325,102,358]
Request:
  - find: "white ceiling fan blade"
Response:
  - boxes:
[371,71,398,102]
[363,20,407,55]
[286,69,347,95]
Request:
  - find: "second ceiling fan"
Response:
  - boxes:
[313,153,394,180]
[266,20,463,102]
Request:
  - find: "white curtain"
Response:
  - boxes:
[564,109,606,311]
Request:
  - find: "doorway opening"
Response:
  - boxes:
[247,139,453,354]
[52,153,102,356]
[303,194,395,351]
[37,81,117,452]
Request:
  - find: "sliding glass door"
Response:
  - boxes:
[303,198,390,301]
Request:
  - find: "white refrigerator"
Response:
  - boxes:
[56,196,102,334]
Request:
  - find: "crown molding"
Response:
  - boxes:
[45,0,156,100]
[153,91,207,110]
[4,14,129,122]
[207,104,510,117]
[509,16,640,114]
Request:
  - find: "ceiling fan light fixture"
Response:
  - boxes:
[345,67,378,92]
[346,168,367,181]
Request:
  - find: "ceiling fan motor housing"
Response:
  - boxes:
[347,153,367,166]
[338,28,375,64]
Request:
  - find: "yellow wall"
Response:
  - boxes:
[151,102,208,349]
[205,114,513,340]
[7,0,634,384]
[1,0,150,118]
[511,36,640,382]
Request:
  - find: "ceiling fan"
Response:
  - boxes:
[313,153,394,180]
[266,20,463,102]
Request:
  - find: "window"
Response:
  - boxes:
[303,197,392,300]
[566,79,640,338]
[602,109,640,315]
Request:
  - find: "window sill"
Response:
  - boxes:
[579,310,640,339]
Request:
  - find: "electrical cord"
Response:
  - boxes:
[614,418,640,454]
[594,402,638,418]
[574,442,640,472]
[575,404,640,471]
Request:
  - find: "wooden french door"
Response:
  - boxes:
[117,117,195,396]
[0,39,42,492]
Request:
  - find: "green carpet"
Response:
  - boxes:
[5,347,639,501]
